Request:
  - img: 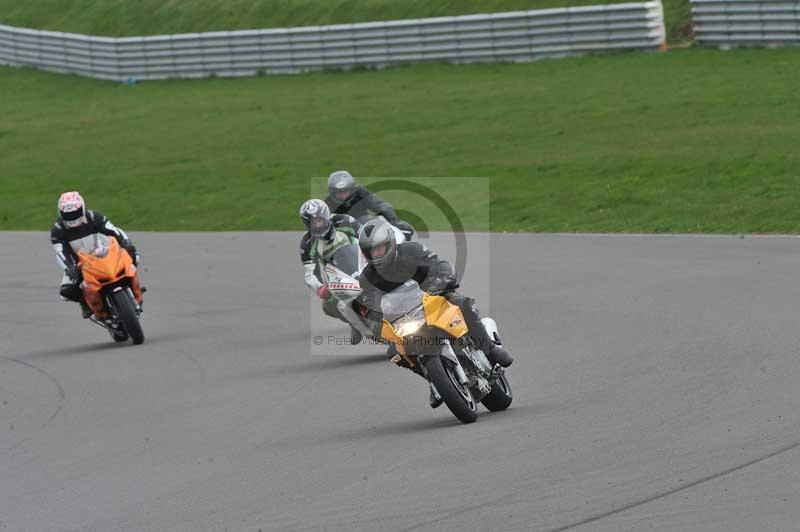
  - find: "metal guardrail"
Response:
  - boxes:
[692,0,800,47]
[0,2,665,82]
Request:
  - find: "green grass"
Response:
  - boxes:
[2,47,799,233]
[0,0,692,43]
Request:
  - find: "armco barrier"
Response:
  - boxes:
[692,0,800,48]
[0,2,665,82]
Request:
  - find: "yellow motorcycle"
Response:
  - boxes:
[379,280,512,423]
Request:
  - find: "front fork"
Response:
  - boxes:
[90,287,141,329]
[124,287,143,314]
[83,271,143,318]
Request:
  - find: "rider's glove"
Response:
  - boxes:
[317,285,331,300]
[394,220,414,235]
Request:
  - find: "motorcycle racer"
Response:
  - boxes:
[357,218,513,370]
[50,191,139,318]
[325,170,415,237]
[299,199,363,343]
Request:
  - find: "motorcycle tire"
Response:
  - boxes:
[423,356,478,424]
[481,372,513,412]
[110,290,144,345]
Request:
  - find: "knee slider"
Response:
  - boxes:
[60,284,81,302]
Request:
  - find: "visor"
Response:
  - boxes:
[61,208,84,221]
[365,242,390,261]
[307,217,330,237]
[333,189,352,202]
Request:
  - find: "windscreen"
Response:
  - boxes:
[380,280,425,322]
[70,233,111,258]
[330,244,361,277]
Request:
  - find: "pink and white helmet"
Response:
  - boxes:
[57,191,87,228]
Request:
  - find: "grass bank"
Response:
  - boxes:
[0,0,692,43]
[1,48,798,233]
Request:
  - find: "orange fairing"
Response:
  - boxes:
[78,238,142,317]
[422,294,468,339]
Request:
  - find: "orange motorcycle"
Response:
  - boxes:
[77,234,145,345]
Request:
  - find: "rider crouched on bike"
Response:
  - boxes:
[356,218,514,369]
[325,170,414,238]
[50,191,140,318]
[299,199,363,343]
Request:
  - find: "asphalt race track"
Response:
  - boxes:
[2,231,799,532]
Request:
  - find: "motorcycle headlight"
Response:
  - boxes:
[395,317,425,338]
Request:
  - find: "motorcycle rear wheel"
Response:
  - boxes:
[481,372,513,412]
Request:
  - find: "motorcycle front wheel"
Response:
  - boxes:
[423,356,478,424]
[110,290,144,345]
[111,330,130,343]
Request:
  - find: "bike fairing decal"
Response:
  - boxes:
[328,282,359,291]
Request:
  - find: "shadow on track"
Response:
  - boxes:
[274,354,389,375]
[278,402,548,452]
[15,330,191,360]
[263,329,319,346]
[271,415,465,451]
[17,342,127,360]
[329,416,467,441]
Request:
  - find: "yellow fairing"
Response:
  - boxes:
[422,294,468,339]
[380,320,414,366]
[381,320,405,353]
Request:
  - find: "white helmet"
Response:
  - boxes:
[299,199,332,238]
[327,170,356,205]
[58,191,87,229]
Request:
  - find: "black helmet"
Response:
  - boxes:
[327,170,356,206]
[299,199,332,238]
[359,218,397,269]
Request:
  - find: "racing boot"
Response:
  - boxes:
[79,299,93,319]
[488,345,514,368]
